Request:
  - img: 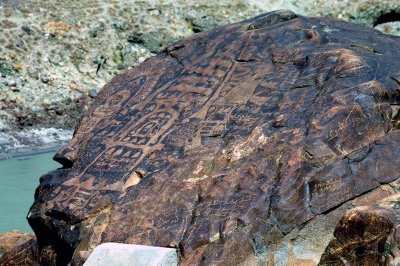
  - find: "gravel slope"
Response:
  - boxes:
[1,0,400,155]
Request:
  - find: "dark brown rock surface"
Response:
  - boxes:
[320,194,400,266]
[0,231,38,266]
[28,10,400,265]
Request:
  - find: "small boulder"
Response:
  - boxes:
[320,194,400,265]
[83,243,178,266]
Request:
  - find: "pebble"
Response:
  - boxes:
[40,75,50,84]
[62,98,72,105]
[55,108,63,115]
[89,89,98,98]
[72,91,83,101]
[42,98,50,106]
[21,25,33,35]
[6,80,16,87]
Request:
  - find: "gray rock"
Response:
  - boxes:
[88,89,97,98]
[375,21,400,36]
[6,79,16,87]
[0,61,13,77]
[83,243,178,266]
[40,74,50,84]
[21,25,32,35]
[0,134,11,145]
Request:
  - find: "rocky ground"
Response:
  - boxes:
[1,0,400,155]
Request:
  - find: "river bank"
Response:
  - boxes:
[0,127,71,160]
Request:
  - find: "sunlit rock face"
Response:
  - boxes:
[28,10,400,265]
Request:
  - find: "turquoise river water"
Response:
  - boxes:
[0,151,61,233]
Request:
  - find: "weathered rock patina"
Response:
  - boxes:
[0,231,38,266]
[320,194,400,265]
[28,10,400,265]
[0,230,34,253]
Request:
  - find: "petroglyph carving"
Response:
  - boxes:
[29,11,400,265]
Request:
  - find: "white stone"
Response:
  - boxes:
[83,243,178,266]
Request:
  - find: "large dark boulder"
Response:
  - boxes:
[28,10,400,265]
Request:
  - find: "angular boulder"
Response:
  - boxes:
[0,230,35,253]
[0,231,38,266]
[83,243,178,266]
[28,10,400,265]
[320,194,400,266]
